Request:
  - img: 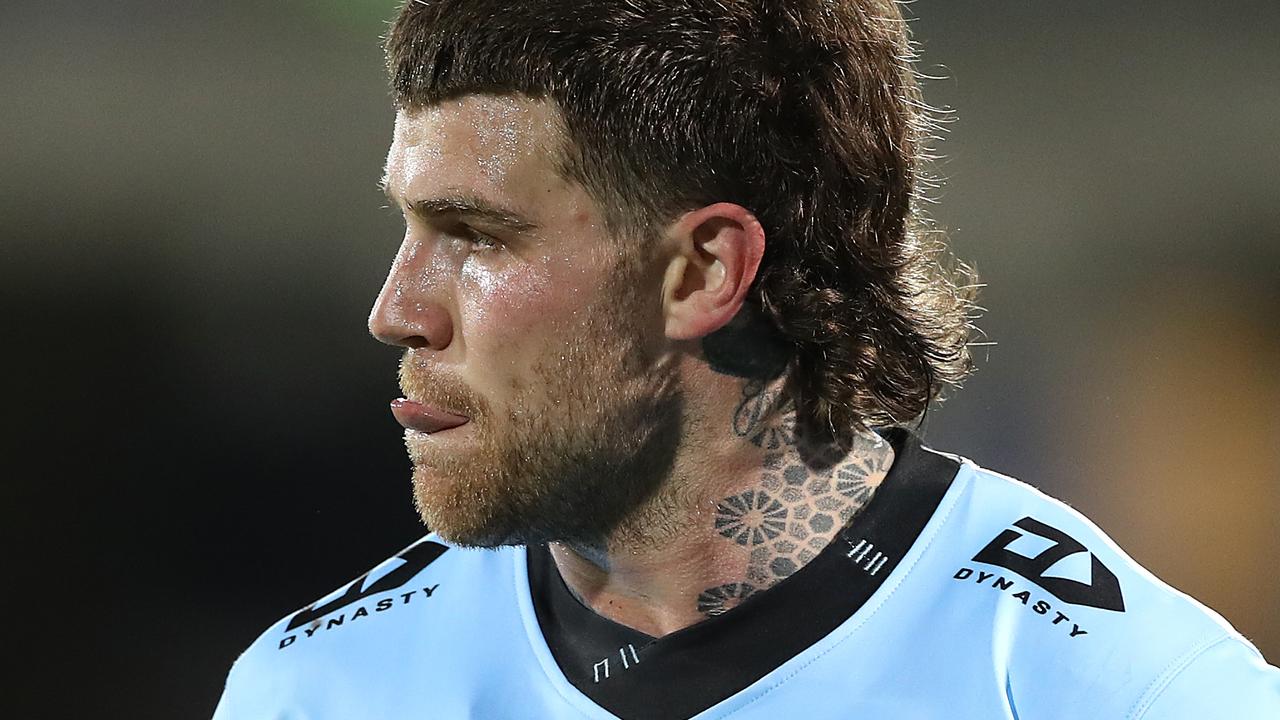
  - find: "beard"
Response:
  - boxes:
[399,279,684,550]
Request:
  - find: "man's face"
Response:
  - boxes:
[371,95,682,548]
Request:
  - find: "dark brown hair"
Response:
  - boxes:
[385,0,977,447]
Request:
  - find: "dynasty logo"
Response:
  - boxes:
[954,517,1125,639]
[278,540,449,650]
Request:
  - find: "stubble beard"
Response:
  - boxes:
[403,288,684,550]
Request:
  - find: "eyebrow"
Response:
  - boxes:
[380,181,538,234]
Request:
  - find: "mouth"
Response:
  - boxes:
[390,398,471,434]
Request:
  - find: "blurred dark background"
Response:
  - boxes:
[2,1,1276,717]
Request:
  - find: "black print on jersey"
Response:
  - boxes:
[972,517,1124,612]
[952,568,1090,639]
[277,584,440,649]
[285,540,449,632]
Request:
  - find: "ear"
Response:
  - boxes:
[661,203,766,341]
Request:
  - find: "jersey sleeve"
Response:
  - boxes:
[208,606,322,719]
[210,648,283,720]
[1133,634,1280,719]
[210,665,241,720]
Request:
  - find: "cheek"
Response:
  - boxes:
[458,259,583,349]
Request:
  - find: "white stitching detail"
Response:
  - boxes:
[1127,634,1234,720]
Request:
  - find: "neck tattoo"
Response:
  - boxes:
[695,381,892,618]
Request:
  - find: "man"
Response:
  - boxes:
[214,1,1280,717]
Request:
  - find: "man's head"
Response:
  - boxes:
[372,97,690,548]
[371,0,975,548]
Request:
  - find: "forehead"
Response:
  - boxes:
[384,95,569,208]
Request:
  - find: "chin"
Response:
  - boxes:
[411,464,530,548]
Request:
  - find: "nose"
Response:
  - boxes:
[368,244,455,351]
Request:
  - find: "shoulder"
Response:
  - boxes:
[212,535,523,719]
[933,455,1280,717]
[954,460,1229,632]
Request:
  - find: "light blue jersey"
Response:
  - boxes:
[214,433,1280,718]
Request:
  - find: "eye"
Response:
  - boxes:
[457,225,502,253]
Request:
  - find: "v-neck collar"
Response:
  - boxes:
[518,428,960,720]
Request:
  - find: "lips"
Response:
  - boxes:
[390,398,471,434]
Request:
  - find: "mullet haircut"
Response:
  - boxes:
[385,0,978,447]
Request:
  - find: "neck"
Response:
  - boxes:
[549,370,895,637]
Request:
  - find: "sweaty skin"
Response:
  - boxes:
[370,95,893,637]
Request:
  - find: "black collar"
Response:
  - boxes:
[527,428,960,720]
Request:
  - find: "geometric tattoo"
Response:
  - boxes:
[698,446,885,619]
[714,490,788,546]
[695,582,758,617]
[698,376,890,619]
[732,380,794,450]
[741,451,875,586]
